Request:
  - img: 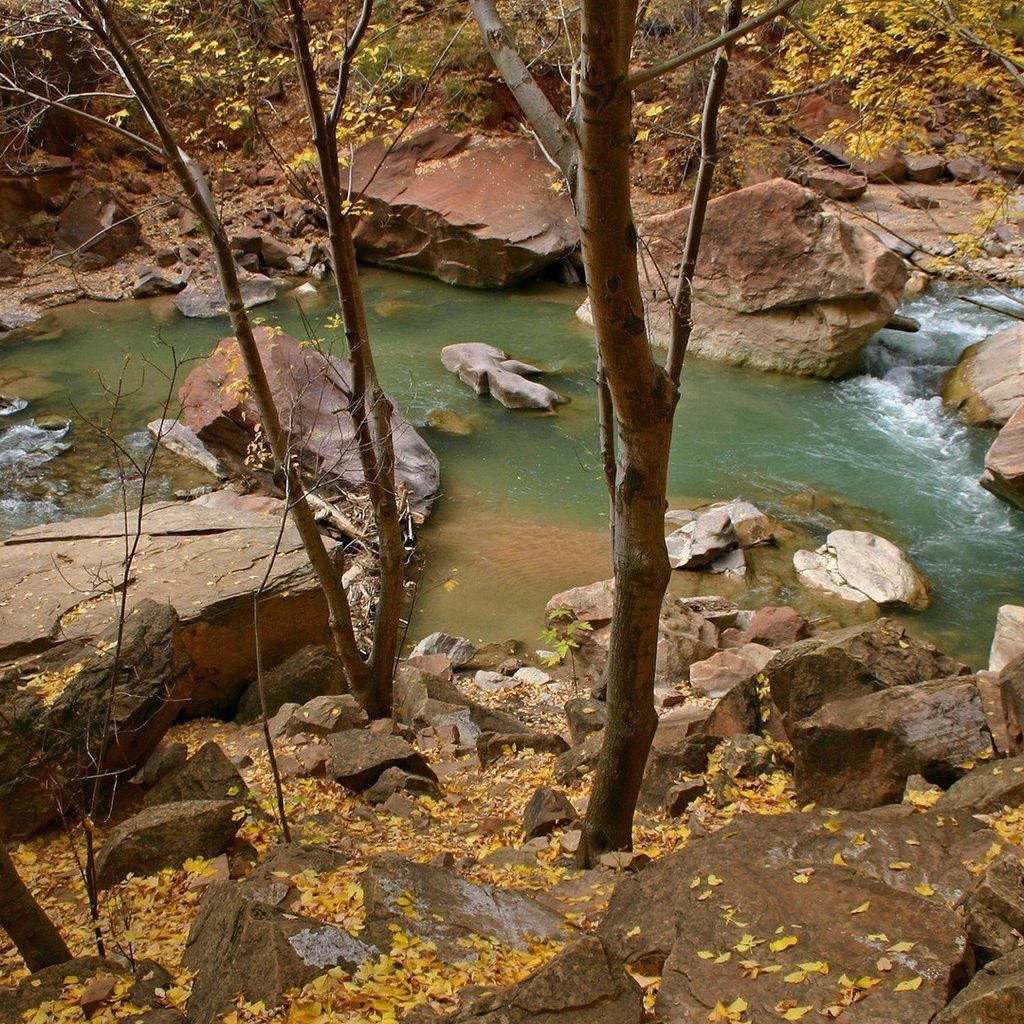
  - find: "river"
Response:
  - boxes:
[1,271,1021,667]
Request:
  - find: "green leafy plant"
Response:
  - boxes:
[539,608,592,687]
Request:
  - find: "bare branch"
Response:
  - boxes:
[666,0,742,384]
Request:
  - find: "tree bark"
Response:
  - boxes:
[0,840,71,972]
[571,0,676,864]
[286,0,403,718]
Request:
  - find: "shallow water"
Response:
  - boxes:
[0,273,1021,667]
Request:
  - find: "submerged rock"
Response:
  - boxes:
[441,342,565,410]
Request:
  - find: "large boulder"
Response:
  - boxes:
[933,948,1024,1023]
[764,617,968,733]
[178,328,440,514]
[0,498,344,719]
[793,529,931,609]
[991,605,1024,674]
[0,600,193,839]
[360,853,568,960]
[440,342,564,410]
[184,877,377,1024]
[944,323,1024,427]
[54,187,140,268]
[0,158,73,230]
[328,731,436,791]
[143,741,248,807]
[172,273,279,317]
[791,676,995,809]
[350,126,579,287]
[619,178,907,378]
[94,799,242,888]
[981,401,1024,511]
[439,935,643,1024]
[598,812,971,1022]
[234,644,344,724]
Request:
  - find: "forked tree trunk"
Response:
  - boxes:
[0,839,71,971]
[70,0,400,718]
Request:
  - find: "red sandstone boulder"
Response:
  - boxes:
[350,126,579,287]
[179,328,440,514]
[623,178,907,378]
[982,401,1024,511]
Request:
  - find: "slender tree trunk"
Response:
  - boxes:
[71,0,388,715]
[573,0,677,864]
[0,840,71,972]
[284,0,403,717]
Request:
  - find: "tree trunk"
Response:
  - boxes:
[572,0,677,865]
[0,840,71,972]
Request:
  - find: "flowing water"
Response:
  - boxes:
[1,272,1021,666]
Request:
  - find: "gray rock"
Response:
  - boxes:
[441,342,564,410]
[0,599,193,839]
[564,697,607,746]
[933,755,1024,820]
[235,645,345,724]
[794,529,931,608]
[172,273,278,317]
[523,786,578,838]
[328,730,436,791]
[144,741,248,807]
[183,879,377,1024]
[932,948,1024,1023]
[990,604,1024,673]
[94,799,241,888]
[133,267,186,298]
[906,154,947,183]
[665,507,738,569]
[363,765,441,805]
[411,632,477,668]
[765,617,968,732]
[266,693,367,738]
[477,731,570,768]
[439,935,643,1024]
[361,853,568,961]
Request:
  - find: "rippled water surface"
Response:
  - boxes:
[1,273,1021,665]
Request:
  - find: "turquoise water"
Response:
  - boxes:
[1,273,1021,666]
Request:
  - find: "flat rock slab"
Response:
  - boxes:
[794,529,930,609]
[598,812,971,1023]
[361,853,569,961]
[0,497,340,716]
